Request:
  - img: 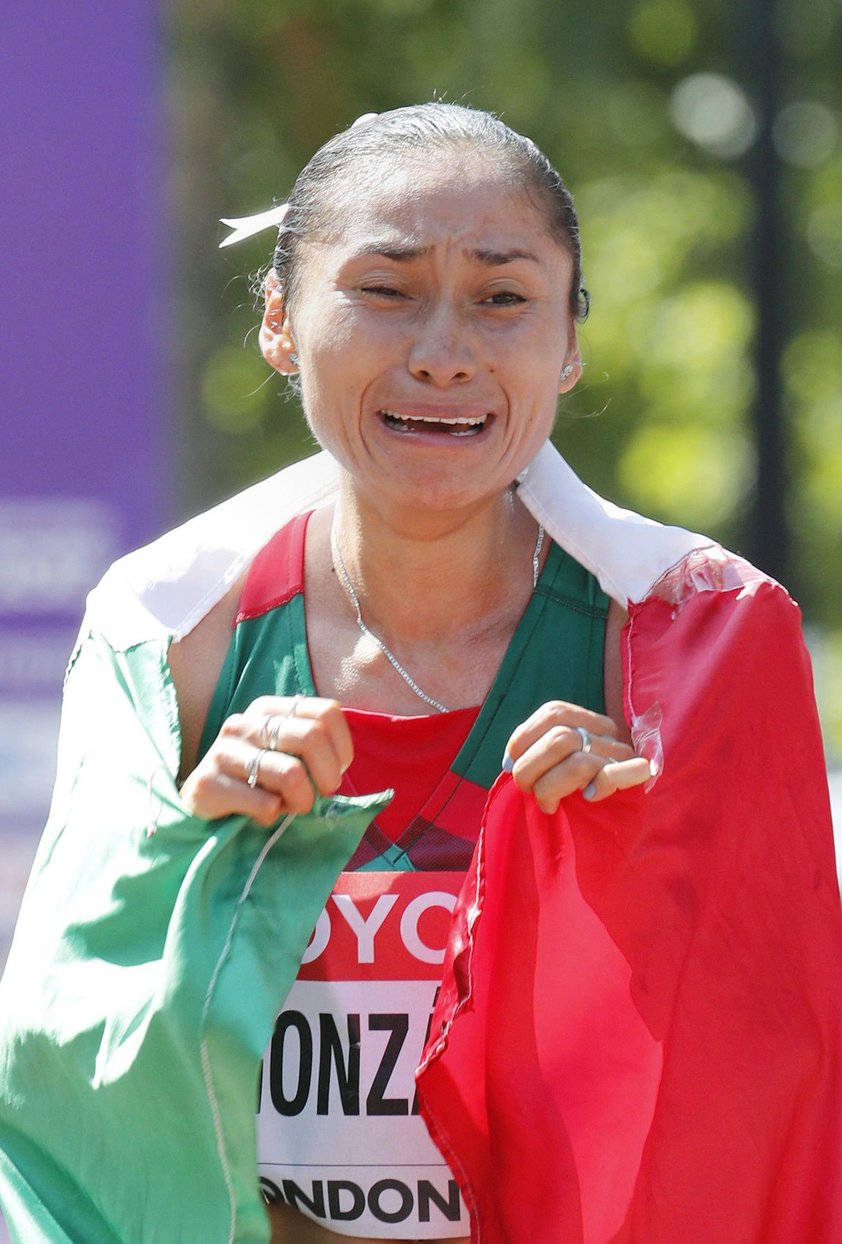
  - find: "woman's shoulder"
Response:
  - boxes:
[85,451,339,651]
[516,442,719,609]
[640,544,790,613]
[167,571,247,780]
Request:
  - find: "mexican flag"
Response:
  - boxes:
[418,550,842,1242]
[1,445,840,1242]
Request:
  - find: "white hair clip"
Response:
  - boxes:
[218,117,378,248]
[218,203,289,249]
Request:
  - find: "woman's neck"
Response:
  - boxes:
[303,480,546,713]
[330,483,541,647]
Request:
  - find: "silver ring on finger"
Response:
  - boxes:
[262,715,284,751]
[245,747,268,789]
[261,696,302,751]
[575,725,593,754]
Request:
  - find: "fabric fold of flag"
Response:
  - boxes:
[417,552,842,1244]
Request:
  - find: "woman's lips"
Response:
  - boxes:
[380,409,490,437]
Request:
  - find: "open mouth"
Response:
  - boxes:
[381,410,489,438]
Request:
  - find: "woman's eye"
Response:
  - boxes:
[361,285,404,299]
[483,291,526,307]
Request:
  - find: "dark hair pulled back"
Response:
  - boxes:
[272,102,589,322]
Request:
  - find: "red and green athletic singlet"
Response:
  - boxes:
[199,511,608,1238]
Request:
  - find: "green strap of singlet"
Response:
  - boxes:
[453,540,608,789]
[199,539,609,789]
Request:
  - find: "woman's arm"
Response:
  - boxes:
[603,596,630,742]
[167,575,244,781]
[167,575,353,824]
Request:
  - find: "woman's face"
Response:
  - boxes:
[264,151,580,519]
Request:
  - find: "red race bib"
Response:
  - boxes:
[257,871,469,1238]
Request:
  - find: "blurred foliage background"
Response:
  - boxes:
[166,0,842,757]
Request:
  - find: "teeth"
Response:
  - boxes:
[383,411,484,425]
[382,410,487,427]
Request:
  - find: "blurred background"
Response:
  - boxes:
[2,1,841,977]
[1,5,841,1235]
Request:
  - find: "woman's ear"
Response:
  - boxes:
[558,325,582,393]
[259,271,298,374]
[558,350,582,393]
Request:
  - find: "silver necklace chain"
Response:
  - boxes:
[330,520,546,715]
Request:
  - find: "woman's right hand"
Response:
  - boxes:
[178,696,353,825]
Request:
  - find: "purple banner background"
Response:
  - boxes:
[0,3,167,986]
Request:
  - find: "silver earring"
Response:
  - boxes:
[561,363,575,380]
[289,352,300,367]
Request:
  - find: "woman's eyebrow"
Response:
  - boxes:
[352,244,540,265]
[354,243,428,261]
[471,247,540,266]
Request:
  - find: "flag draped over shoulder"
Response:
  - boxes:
[418,551,842,1244]
[0,629,390,1244]
[1,446,839,1243]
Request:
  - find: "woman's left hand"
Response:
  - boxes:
[503,700,651,812]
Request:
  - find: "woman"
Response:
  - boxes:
[1,105,840,1244]
[181,105,649,1243]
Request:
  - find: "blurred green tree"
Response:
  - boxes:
[168,0,842,753]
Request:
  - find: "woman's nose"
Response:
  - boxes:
[407,306,477,386]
